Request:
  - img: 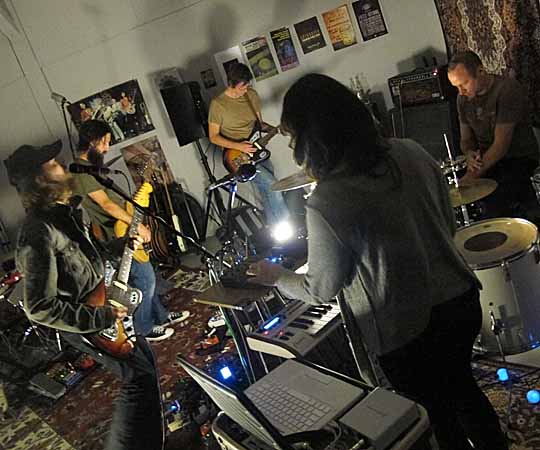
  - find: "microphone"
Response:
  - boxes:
[69,163,122,176]
[51,92,71,104]
[210,164,257,190]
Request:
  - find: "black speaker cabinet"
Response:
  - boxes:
[160,82,208,146]
[389,100,461,162]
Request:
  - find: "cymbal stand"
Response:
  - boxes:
[490,310,514,431]
[444,133,470,226]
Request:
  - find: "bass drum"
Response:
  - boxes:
[455,218,540,355]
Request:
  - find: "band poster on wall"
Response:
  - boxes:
[352,0,388,41]
[68,79,154,145]
[270,27,300,71]
[294,16,327,54]
[242,36,279,81]
[322,5,358,51]
[120,135,173,188]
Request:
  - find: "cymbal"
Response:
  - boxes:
[271,171,316,192]
[449,178,498,207]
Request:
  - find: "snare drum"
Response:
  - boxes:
[455,218,540,355]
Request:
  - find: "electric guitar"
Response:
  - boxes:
[85,183,152,359]
[222,126,279,174]
[114,163,152,263]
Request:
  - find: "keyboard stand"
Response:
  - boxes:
[194,283,275,384]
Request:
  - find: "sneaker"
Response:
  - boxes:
[146,326,174,342]
[166,311,190,326]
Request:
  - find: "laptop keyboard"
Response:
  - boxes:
[247,381,333,435]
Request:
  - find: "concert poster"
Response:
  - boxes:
[322,5,358,51]
[242,36,279,81]
[200,68,217,89]
[270,27,300,71]
[120,135,173,188]
[68,79,154,146]
[352,0,388,41]
[294,16,327,55]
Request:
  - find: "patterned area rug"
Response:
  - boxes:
[2,284,540,449]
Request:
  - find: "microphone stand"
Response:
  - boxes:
[59,99,76,160]
[91,174,227,268]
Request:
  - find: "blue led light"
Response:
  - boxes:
[497,368,509,382]
[263,317,280,330]
[527,390,540,404]
[220,366,233,380]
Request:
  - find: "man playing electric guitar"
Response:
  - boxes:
[208,62,289,226]
[5,141,164,450]
[72,120,189,342]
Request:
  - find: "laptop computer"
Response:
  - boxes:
[176,355,366,448]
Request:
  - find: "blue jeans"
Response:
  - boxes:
[130,260,169,336]
[251,160,289,226]
[62,333,164,450]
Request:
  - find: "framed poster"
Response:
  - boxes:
[68,80,154,145]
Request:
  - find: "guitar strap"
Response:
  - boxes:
[245,92,262,133]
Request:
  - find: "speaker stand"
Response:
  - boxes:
[194,139,259,239]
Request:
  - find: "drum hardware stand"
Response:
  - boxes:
[444,133,471,226]
[195,139,258,239]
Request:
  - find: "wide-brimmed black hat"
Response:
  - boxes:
[4,140,62,187]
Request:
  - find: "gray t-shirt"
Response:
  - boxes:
[457,76,538,161]
[277,139,479,356]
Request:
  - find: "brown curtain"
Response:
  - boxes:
[434,0,540,126]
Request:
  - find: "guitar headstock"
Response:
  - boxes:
[133,182,153,207]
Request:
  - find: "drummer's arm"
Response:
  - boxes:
[460,123,477,157]
[476,123,516,176]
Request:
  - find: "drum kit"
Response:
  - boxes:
[271,158,540,359]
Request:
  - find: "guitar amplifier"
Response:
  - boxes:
[388,66,455,107]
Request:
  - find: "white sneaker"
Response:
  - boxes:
[165,311,190,326]
[146,326,174,342]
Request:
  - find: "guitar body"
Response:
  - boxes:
[85,280,143,359]
[222,126,278,174]
[114,183,153,263]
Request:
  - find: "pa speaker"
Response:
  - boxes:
[389,100,461,161]
[160,82,208,146]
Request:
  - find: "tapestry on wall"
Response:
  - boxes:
[68,80,154,145]
[434,0,540,126]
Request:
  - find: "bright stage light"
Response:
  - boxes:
[272,221,294,242]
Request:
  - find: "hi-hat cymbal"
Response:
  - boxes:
[271,171,316,192]
[449,178,498,207]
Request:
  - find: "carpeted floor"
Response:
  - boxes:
[1,282,540,450]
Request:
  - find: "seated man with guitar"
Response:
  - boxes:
[5,141,164,450]
[208,62,289,226]
[72,120,189,342]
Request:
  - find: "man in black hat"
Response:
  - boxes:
[5,140,164,450]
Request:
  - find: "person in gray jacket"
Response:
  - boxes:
[4,141,164,450]
[248,74,508,450]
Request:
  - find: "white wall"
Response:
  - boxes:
[0,0,447,240]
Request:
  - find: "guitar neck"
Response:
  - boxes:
[117,207,143,285]
[258,126,279,147]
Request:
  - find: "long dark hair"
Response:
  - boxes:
[17,171,74,210]
[281,74,389,181]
